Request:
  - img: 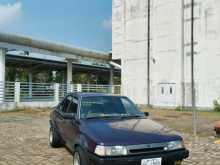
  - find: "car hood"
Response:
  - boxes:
[82,118,181,146]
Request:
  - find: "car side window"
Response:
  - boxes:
[58,99,65,112]
[60,96,73,113]
[66,97,78,114]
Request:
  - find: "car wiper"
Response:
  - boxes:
[120,115,144,118]
[85,114,144,119]
[85,115,120,119]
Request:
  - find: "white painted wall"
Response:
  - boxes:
[0,102,56,112]
[150,0,183,107]
[112,0,125,60]
[113,0,220,108]
[196,0,220,107]
[115,0,149,104]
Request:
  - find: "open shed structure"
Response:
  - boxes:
[0,32,112,84]
[0,33,121,109]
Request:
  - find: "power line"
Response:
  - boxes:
[191,0,197,139]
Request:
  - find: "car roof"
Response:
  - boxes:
[71,92,119,98]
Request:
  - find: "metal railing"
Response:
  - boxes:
[20,82,55,102]
[0,81,121,103]
[5,82,15,102]
[0,81,15,102]
[81,84,121,95]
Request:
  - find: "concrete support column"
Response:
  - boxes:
[109,67,114,85]
[109,67,114,94]
[54,83,60,104]
[14,82,20,103]
[77,84,82,92]
[62,71,66,84]
[0,48,6,103]
[14,71,19,82]
[28,71,33,99]
[66,59,73,93]
[67,60,73,84]
[70,84,74,92]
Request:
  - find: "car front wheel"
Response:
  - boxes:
[73,147,90,165]
[49,127,63,148]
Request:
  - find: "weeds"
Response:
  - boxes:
[213,100,220,112]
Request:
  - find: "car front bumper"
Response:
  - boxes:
[88,149,189,165]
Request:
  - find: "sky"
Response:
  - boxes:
[0,0,112,52]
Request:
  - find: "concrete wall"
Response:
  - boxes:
[196,0,220,107]
[113,0,220,108]
[112,0,125,60]
[113,0,149,104]
[0,102,56,112]
[150,0,183,107]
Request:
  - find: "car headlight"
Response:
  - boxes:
[166,141,184,151]
[95,145,128,156]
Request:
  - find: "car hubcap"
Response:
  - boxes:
[73,152,80,165]
[49,128,53,143]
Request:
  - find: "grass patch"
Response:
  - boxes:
[213,100,220,112]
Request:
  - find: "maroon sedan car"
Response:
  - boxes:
[49,93,189,165]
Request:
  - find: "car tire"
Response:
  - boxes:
[215,130,220,137]
[49,127,63,148]
[73,147,91,165]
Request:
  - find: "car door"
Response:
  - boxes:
[62,96,79,151]
[55,95,73,140]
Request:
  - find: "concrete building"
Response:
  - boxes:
[112,0,220,108]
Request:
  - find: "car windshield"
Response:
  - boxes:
[80,96,144,119]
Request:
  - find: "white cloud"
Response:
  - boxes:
[0,2,22,28]
[101,17,112,31]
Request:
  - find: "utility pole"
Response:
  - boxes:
[191,0,197,139]
[181,0,185,109]
[147,0,151,106]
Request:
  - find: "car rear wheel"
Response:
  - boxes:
[73,147,91,165]
[49,127,63,148]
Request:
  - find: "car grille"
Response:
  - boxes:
[127,143,167,155]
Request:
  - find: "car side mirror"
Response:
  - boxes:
[144,112,149,117]
[62,113,76,120]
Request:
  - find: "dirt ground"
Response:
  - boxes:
[143,108,220,137]
[0,108,220,165]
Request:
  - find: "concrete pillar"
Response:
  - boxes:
[14,72,19,82]
[109,67,114,85]
[28,71,32,99]
[77,84,82,92]
[54,83,59,104]
[67,60,73,84]
[66,59,73,93]
[0,48,5,103]
[63,70,66,84]
[109,67,114,94]
[70,84,74,92]
[14,82,20,103]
